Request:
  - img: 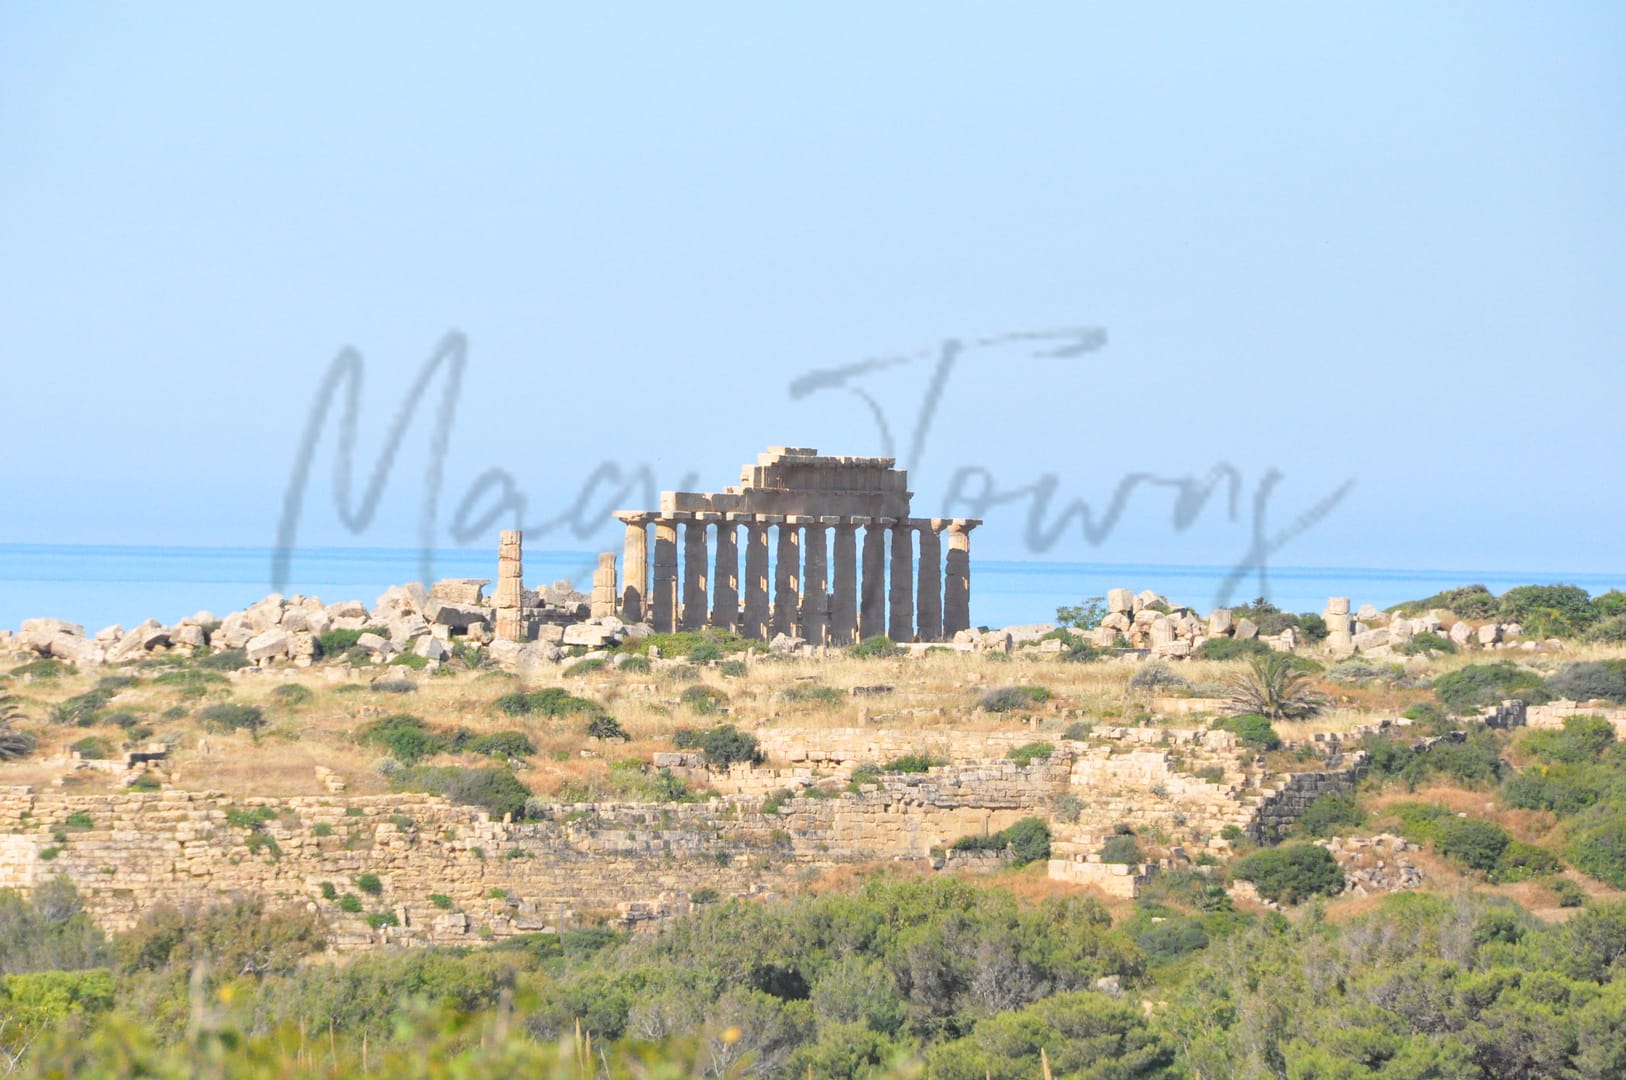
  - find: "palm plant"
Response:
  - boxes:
[1225,651,1324,721]
[0,686,36,760]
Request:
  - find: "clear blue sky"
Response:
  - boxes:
[3,5,1622,576]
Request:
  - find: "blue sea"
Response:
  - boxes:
[0,544,1621,634]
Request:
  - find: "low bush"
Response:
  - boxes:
[882,753,944,774]
[493,688,602,719]
[466,731,535,759]
[356,873,383,896]
[850,636,903,659]
[1567,806,1626,889]
[563,658,607,677]
[1195,638,1272,662]
[1434,662,1547,714]
[1006,742,1055,766]
[1296,792,1364,837]
[197,703,264,735]
[1546,660,1626,704]
[358,714,441,764]
[693,724,760,766]
[783,683,844,706]
[1100,833,1144,865]
[979,686,1051,712]
[391,766,534,820]
[1211,714,1281,751]
[1231,843,1344,904]
[1129,662,1189,694]
[680,685,727,715]
[687,642,723,663]
[950,817,1051,866]
[192,648,248,671]
[1398,631,1457,656]
[1499,584,1596,637]
[718,659,747,678]
[270,684,313,705]
[586,715,629,741]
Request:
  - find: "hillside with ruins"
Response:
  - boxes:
[3,449,1626,1076]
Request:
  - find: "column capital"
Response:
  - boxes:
[844,516,871,528]
[694,511,724,523]
[873,517,898,527]
[817,515,842,526]
[786,515,815,525]
[724,511,753,524]
[668,510,696,522]
[756,513,786,524]
[614,510,657,526]
[948,518,981,533]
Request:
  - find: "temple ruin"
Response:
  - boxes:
[612,447,980,643]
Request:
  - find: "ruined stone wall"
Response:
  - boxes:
[0,722,1360,946]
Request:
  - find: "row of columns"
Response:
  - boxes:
[613,512,978,645]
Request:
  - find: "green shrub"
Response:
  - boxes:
[127,774,160,792]
[1060,638,1104,663]
[392,766,534,820]
[320,882,338,900]
[493,687,602,719]
[1006,742,1055,767]
[718,659,747,678]
[586,715,628,741]
[1100,833,1144,865]
[12,659,67,679]
[356,873,383,896]
[1055,597,1106,630]
[466,731,535,759]
[1551,877,1587,907]
[1296,792,1364,837]
[783,683,844,706]
[1546,660,1626,704]
[430,893,454,909]
[846,763,883,791]
[1232,843,1344,904]
[197,703,264,735]
[1129,662,1189,693]
[71,736,114,760]
[365,911,398,929]
[1437,819,1510,873]
[1434,662,1546,714]
[1212,714,1281,751]
[1196,637,1272,661]
[338,893,363,913]
[52,689,113,726]
[695,724,760,766]
[680,685,727,715]
[270,684,313,705]
[389,652,430,670]
[950,817,1051,866]
[1390,584,1497,619]
[1587,614,1626,644]
[1499,584,1597,636]
[64,811,94,830]
[1520,714,1617,765]
[687,642,723,663]
[850,636,903,659]
[1063,720,1094,740]
[882,753,943,774]
[196,648,250,671]
[563,658,607,677]
[1399,632,1457,656]
[1402,701,1450,732]
[979,686,1051,712]
[1568,806,1626,889]
[358,714,442,764]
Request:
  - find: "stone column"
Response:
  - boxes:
[888,521,914,642]
[830,518,860,646]
[681,514,710,631]
[859,520,887,641]
[590,552,618,619]
[915,519,944,642]
[615,512,653,623]
[943,519,978,637]
[801,517,834,646]
[652,518,679,633]
[1323,596,1354,656]
[711,514,742,632]
[495,529,524,642]
[743,516,776,640]
[773,518,805,639]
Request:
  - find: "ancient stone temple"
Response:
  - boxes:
[614,447,980,643]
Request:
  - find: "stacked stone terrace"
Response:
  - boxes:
[615,447,981,644]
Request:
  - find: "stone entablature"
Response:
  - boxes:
[617,447,980,644]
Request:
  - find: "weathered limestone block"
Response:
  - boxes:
[591,552,619,621]
[1207,609,1233,636]
[425,602,490,631]
[413,636,450,661]
[562,624,617,648]
[430,579,489,605]
[1352,628,1389,652]
[1477,624,1503,646]
[1449,620,1473,645]
[245,628,291,663]
[1234,618,1259,641]
[1325,597,1351,616]
[1106,588,1134,614]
